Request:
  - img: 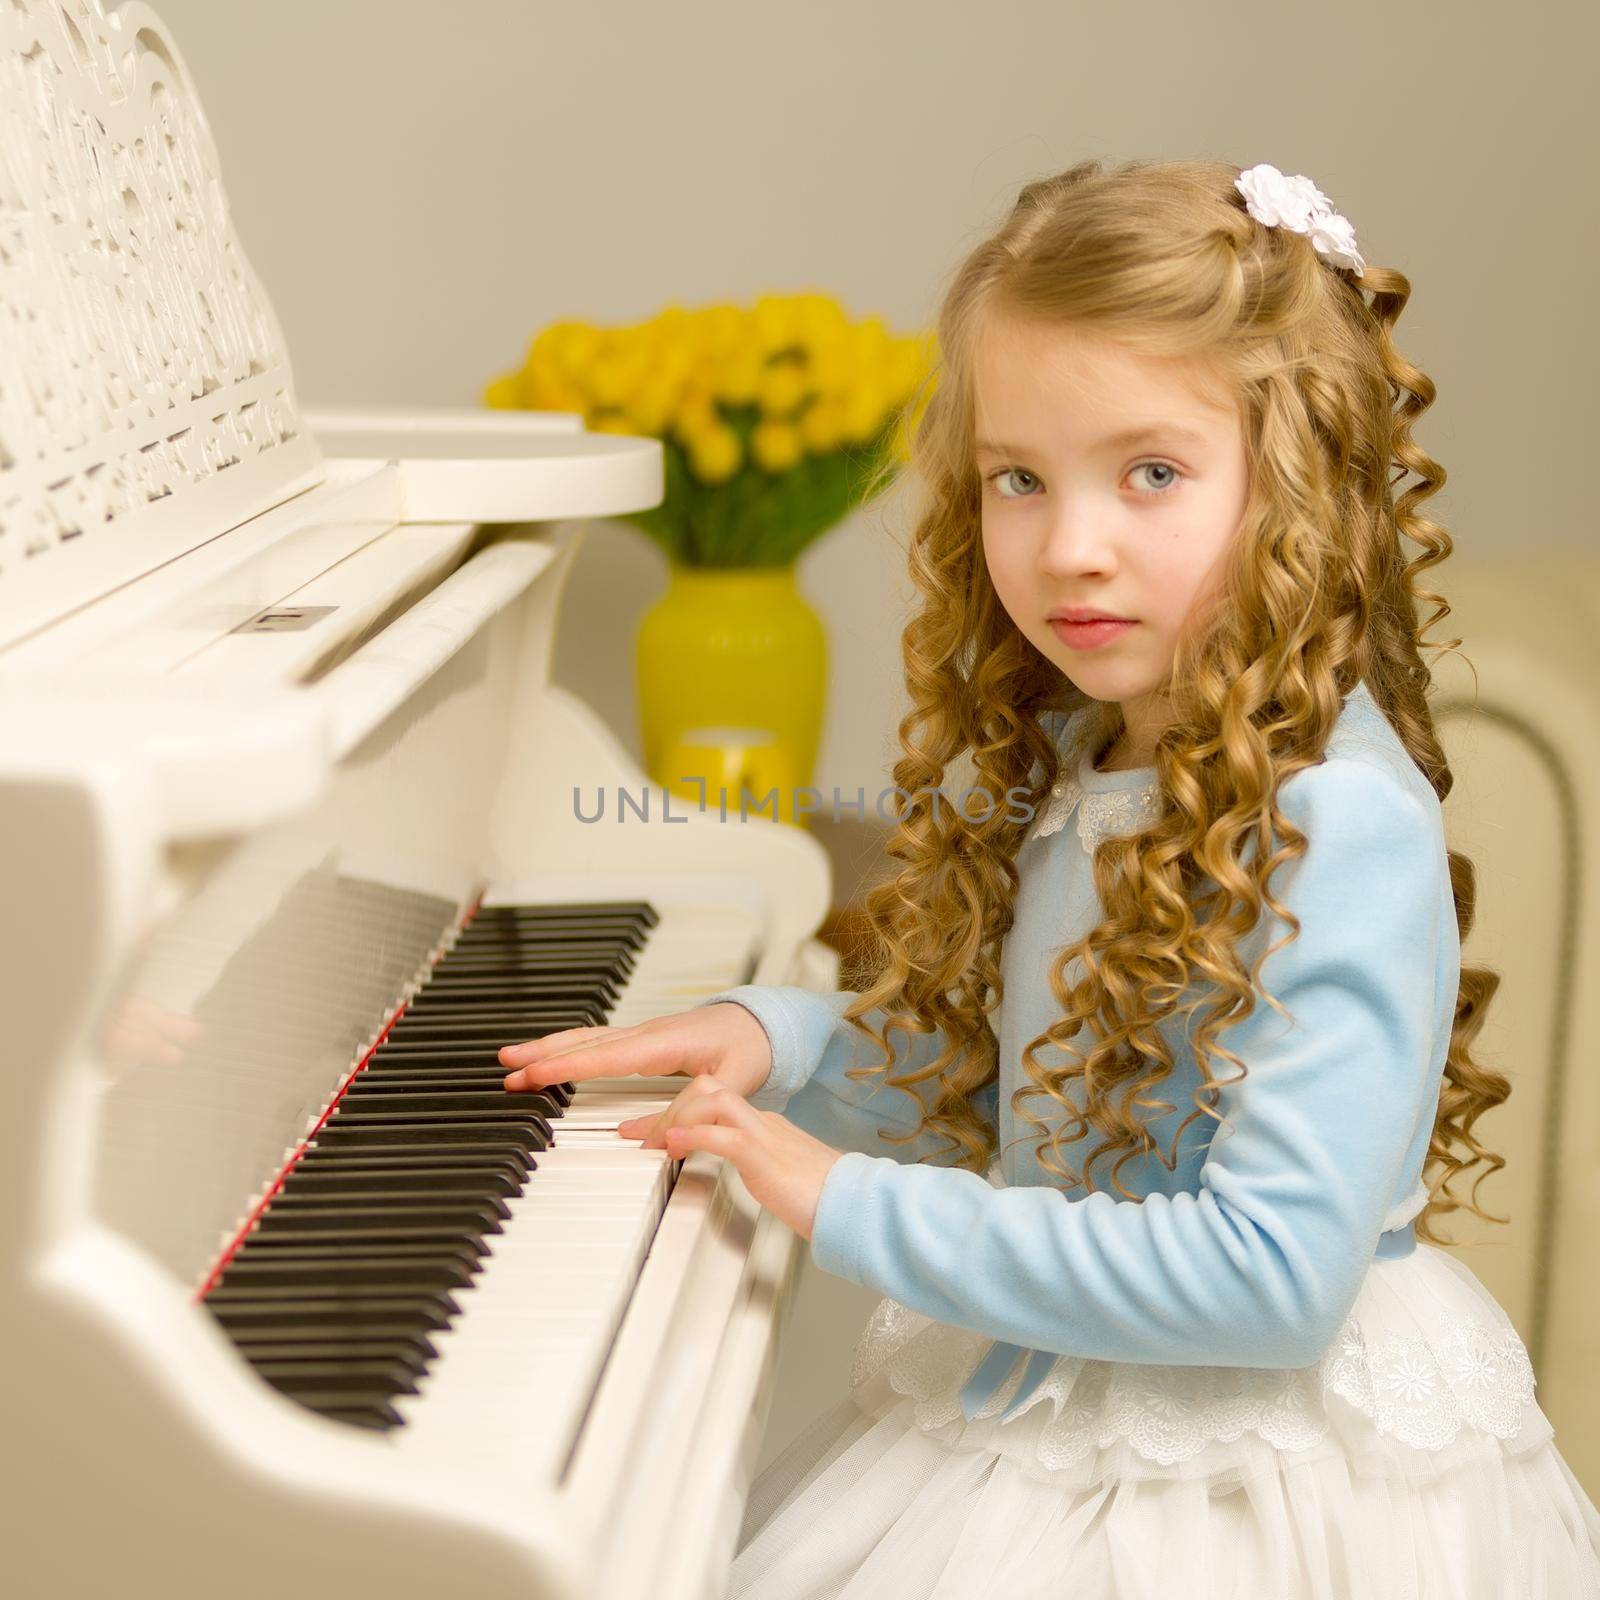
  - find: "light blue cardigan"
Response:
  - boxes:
[696,682,1457,1417]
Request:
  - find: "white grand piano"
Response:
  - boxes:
[0,3,838,1595]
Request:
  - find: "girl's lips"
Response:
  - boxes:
[1050,617,1137,651]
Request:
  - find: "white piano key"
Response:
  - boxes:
[389,1119,679,1469]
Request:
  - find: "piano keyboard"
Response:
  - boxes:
[202,894,760,1466]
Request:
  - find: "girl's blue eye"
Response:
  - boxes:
[987,467,1040,499]
[983,461,1184,499]
[1132,461,1181,494]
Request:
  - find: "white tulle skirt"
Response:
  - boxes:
[725,1240,1600,1599]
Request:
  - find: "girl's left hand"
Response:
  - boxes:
[617,1076,841,1241]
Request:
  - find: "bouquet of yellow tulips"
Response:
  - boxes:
[483,292,935,567]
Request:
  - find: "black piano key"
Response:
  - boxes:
[367,1044,578,1081]
[451,913,632,931]
[409,960,620,985]
[363,1051,576,1092]
[384,1012,605,1032]
[404,1001,606,1022]
[327,1091,554,1119]
[372,1039,571,1059]
[383,1016,602,1042]
[316,1113,550,1139]
[347,1078,547,1096]
[252,1362,420,1398]
[463,909,650,928]
[244,1203,503,1236]
[290,1149,534,1180]
[315,1405,405,1430]
[265,1184,508,1216]
[433,944,632,965]
[218,1258,476,1291]
[467,919,652,934]
[324,1108,551,1138]
[472,898,658,921]
[308,1124,546,1152]
[455,923,644,944]
[295,1136,539,1162]
[235,1339,433,1371]
[453,916,640,932]
[426,978,619,999]
[395,1011,609,1033]
[277,1166,523,1198]
[206,1299,453,1334]
[259,1194,510,1228]
[205,1284,462,1314]
[343,1073,534,1093]
[455,915,643,932]
[369,1036,582,1062]
[459,925,639,938]
[427,980,622,1000]
[242,1224,490,1254]
[342,1077,555,1098]
[435,955,632,977]
[240,1216,489,1254]
[341,1084,560,1112]
[426,959,631,981]
[374,1036,583,1058]
[404,981,618,1007]
[431,961,630,982]
[444,948,630,963]
[231,1238,483,1269]
[332,1098,551,1124]
[409,1003,607,1024]
[467,902,652,915]
[406,979,611,1004]
[377,1032,593,1052]
[224,1327,439,1360]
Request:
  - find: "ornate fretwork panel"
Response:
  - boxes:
[0,0,320,627]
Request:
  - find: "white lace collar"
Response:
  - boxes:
[1030,748,1163,852]
[1031,678,1389,854]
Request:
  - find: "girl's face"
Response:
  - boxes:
[974,313,1250,764]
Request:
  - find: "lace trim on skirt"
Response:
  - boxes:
[847,1205,1547,1492]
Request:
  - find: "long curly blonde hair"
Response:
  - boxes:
[840,155,1508,1250]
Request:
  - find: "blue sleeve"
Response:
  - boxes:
[695,984,999,1164]
[804,758,1445,1370]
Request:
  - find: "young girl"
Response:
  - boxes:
[500,157,1600,1596]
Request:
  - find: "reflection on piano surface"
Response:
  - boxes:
[0,3,838,1596]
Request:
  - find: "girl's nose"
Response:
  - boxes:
[1041,521,1117,577]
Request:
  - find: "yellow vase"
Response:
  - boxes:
[636,564,827,829]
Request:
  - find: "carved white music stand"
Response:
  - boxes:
[0,0,324,648]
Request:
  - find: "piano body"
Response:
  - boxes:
[0,2,836,1595]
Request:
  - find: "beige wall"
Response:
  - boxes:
[157,0,1597,802]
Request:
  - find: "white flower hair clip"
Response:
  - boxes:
[1235,162,1366,277]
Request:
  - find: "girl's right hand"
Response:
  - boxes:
[498,1001,776,1115]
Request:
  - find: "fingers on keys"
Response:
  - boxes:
[498,1025,601,1068]
[619,1080,755,1148]
[500,1024,650,1090]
